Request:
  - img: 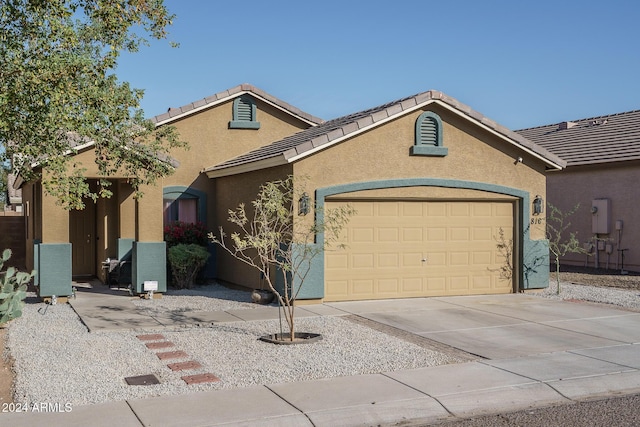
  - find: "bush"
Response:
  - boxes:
[164,221,208,248]
[167,244,210,289]
[0,249,33,325]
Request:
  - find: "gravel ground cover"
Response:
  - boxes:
[4,269,640,407]
[6,284,461,407]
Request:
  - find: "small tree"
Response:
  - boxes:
[210,176,354,341]
[547,203,585,294]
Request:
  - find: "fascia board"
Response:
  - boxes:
[204,155,288,178]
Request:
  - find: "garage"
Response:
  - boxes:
[324,199,514,301]
[207,89,566,299]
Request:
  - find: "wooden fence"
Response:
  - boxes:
[0,214,26,269]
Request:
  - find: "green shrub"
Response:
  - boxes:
[0,249,33,325]
[167,244,210,289]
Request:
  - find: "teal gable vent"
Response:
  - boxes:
[411,111,448,156]
[229,95,260,129]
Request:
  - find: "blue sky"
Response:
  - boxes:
[116,0,640,130]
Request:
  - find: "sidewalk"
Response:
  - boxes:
[3,293,640,426]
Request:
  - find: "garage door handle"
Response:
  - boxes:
[421,258,427,263]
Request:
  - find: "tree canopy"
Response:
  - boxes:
[0,0,187,209]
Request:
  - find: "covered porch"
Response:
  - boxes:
[24,177,167,300]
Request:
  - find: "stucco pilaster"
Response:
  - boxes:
[135,182,163,242]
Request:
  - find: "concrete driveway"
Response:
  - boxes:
[326,294,640,359]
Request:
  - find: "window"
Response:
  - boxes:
[163,198,198,224]
[163,186,207,227]
[411,111,448,156]
[229,95,260,129]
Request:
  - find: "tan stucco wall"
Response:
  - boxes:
[35,96,312,250]
[213,165,293,289]
[547,161,640,271]
[293,105,548,240]
[161,98,312,230]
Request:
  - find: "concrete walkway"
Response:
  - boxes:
[4,291,640,426]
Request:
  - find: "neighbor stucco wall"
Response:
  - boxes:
[546,161,640,272]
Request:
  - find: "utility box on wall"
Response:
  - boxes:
[592,198,611,234]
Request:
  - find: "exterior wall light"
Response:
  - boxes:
[533,195,544,215]
[298,193,310,216]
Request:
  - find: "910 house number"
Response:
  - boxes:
[530,218,544,225]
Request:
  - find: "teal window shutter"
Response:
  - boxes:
[411,111,448,156]
[229,95,260,129]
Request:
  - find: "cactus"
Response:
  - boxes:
[0,249,33,325]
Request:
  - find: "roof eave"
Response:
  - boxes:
[204,155,289,179]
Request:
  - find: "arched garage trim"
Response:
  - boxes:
[296,178,548,300]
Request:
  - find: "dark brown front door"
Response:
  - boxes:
[70,201,96,277]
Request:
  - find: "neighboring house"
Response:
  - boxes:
[517,110,640,273]
[18,84,565,301]
[205,89,565,301]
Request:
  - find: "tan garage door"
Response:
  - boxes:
[324,200,514,301]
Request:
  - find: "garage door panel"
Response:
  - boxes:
[427,227,447,241]
[402,228,423,241]
[473,275,492,289]
[429,252,447,266]
[473,227,493,241]
[378,279,399,293]
[450,228,470,241]
[401,277,423,293]
[402,252,424,267]
[378,203,399,216]
[450,252,470,265]
[378,228,399,242]
[325,200,514,301]
[473,251,492,265]
[326,252,348,269]
[352,228,374,243]
[402,202,424,216]
[353,280,374,295]
[378,253,399,268]
[352,253,374,268]
[474,203,493,216]
[450,276,469,290]
[450,203,470,216]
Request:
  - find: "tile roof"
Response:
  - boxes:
[205,90,565,177]
[515,110,640,167]
[150,83,323,126]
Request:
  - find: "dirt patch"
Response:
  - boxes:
[0,327,14,405]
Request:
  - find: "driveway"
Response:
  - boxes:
[326,294,640,359]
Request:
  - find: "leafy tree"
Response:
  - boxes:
[547,203,585,294]
[0,163,8,209]
[0,0,187,209]
[211,176,355,342]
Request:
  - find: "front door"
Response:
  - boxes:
[70,201,96,277]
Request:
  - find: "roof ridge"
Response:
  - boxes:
[516,108,640,132]
[150,83,324,126]
[205,89,566,176]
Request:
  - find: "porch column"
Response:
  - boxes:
[37,189,72,298]
[132,182,166,294]
[118,180,136,240]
